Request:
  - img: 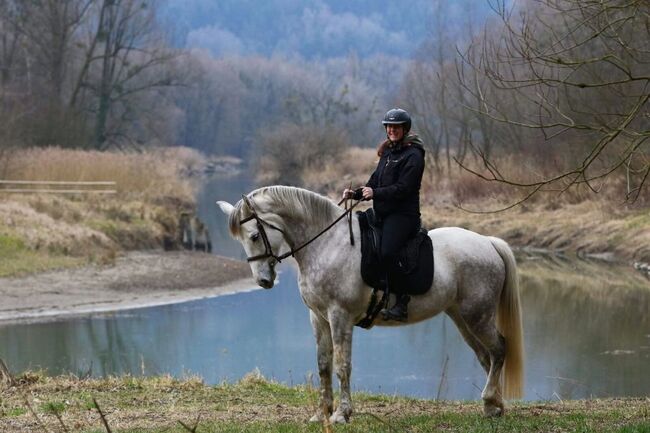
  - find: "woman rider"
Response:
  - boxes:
[343,108,425,322]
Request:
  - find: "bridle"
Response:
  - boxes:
[239,195,289,263]
[239,193,385,329]
[238,194,361,263]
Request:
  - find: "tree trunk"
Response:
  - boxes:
[94,1,113,149]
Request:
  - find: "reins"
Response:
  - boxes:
[239,193,362,263]
[240,192,388,329]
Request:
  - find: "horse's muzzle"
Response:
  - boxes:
[258,278,274,289]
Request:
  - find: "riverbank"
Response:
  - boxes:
[3,146,650,279]
[0,250,254,324]
[0,248,647,324]
[0,147,204,278]
[0,373,648,432]
[421,200,650,265]
[312,146,650,267]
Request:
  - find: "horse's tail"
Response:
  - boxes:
[489,236,524,399]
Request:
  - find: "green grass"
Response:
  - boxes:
[40,400,66,415]
[0,233,84,277]
[619,424,650,433]
[73,413,650,433]
[1,374,648,433]
[624,212,650,231]
[2,408,27,417]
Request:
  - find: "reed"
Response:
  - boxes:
[315,147,648,208]
[0,146,204,275]
[0,146,201,202]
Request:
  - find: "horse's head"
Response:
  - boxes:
[217,195,285,289]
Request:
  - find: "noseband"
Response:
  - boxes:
[238,194,361,263]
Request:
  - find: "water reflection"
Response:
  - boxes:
[518,256,650,399]
[195,172,252,259]
[1,258,649,400]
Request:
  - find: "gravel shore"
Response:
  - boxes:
[0,250,255,323]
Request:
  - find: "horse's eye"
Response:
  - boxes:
[251,233,260,242]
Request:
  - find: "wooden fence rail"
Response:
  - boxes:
[0,180,117,194]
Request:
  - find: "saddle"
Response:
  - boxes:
[357,209,434,297]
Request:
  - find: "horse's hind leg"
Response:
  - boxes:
[445,307,491,375]
[455,307,506,417]
[309,311,334,422]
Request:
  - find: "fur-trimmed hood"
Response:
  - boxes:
[377,133,425,157]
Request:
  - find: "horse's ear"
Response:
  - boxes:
[216,201,234,216]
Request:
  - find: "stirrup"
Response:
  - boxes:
[380,302,408,322]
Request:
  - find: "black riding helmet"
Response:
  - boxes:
[382,108,411,134]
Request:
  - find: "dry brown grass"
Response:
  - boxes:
[302,147,378,195]
[0,199,115,255]
[420,200,650,262]
[312,147,650,263]
[1,146,200,201]
[420,154,647,209]
[278,145,647,211]
[0,147,203,275]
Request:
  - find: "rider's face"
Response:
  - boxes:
[386,124,405,142]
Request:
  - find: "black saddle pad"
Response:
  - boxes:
[357,209,433,296]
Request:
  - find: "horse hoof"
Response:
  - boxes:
[309,413,324,423]
[329,411,349,424]
[484,404,504,417]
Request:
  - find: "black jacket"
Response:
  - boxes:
[365,134,425,217]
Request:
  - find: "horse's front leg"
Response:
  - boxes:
[309,310,334,423]
[328,308,354,424]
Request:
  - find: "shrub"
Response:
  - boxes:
[253,123,348,186]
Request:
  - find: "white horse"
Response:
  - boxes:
[218,185,523,423]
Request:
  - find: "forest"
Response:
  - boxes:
[0,0,648,204]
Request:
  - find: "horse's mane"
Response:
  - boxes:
[227,186,342,237]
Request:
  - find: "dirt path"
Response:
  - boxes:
[0,251,255,323]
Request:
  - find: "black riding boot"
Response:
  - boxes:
[381,293,410,322]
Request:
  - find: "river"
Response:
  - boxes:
[0,173,648,400]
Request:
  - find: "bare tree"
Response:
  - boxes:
[172,54,246,155]
[0,0,24,145]
[0,0,181,150]
[253,122,348,186]
[78,0,180,149]
[0,1,20,91]
[402,0,496,172]
[459,0,650,205]
[11,0,92,102]
[3,0,93,146]
[402,61,443,169]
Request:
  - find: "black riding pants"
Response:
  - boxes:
[379,213,420,271]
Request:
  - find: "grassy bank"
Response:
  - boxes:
[420,200,650,264]
[0,373,648,432]
[311,147,650,265]
[0,147,203,277]
[3,145,650,276]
